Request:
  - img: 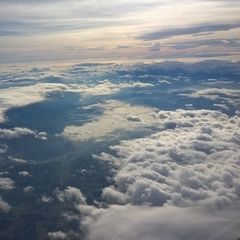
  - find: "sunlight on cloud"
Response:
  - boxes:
[61,100,157,142]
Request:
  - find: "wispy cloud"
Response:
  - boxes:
[139,23,240,41]
[0,0,240,63]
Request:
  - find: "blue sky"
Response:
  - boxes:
[0,0,240,63]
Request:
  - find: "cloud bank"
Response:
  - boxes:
[0,81,153,123]
[54,108,240,239]
[97,109,240,207]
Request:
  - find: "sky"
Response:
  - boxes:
[0,0,240,64]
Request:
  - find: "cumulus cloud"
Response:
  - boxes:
[56,186,86,205]
[0,197,11,213]
[40,194,53,203]
[96,109,240,208]
[55,109,240,240]
[0,177,15,190]
[23,186,34,193]
[0,127,47,140]
[48,231,67,240]
[48,230,81,240]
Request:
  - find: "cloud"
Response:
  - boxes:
[0,197,11,213]
[0,81,153,123]
[55,108,240,240]
[48,230,81,240]
[149,43,161,52]
[0,144,7,154]
[167,38,240,50]
[56,186,87,205]
[182,88,240,100]
[74,80,154,96]
[139,23,240,41]
[181,88,240,110]
[0,127,47,140]
[40,194,53,203]
[48,231,67,240]
[23,186,34,193]
[96,109,240,207]
[85,204,240,240]
[1,0,240,63]
[61,100,156,142]
[0,177,15,190]
[18,171,31,177]
[9,156,28,164]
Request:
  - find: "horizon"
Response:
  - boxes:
[0,0,240,64]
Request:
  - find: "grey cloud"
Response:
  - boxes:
[48,231,67,240]
[0,177,15,190]
[139,23,240,41]
[0,197,11,213]
[149,43,161,52]
[0,0,164,37]
[168,38,240,50]
[85,205,240,240]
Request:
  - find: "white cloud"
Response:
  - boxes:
[53,107,240,240]
[18,171,31,177]
[96,109,240,208]
[0,127,47,140]
[48,231,67,240]
[0,177,15,190]
[0,197,11,213]
[23,186,34,193]
[40,194,53,203]
[0,171,9,176]
[75,80,153,96]
[9,156,28,164]
[0,81,153,122]
[182,88,240,100]
[0,144,7,154]
[61,100,156,142]
[56,186,86,205]
[85,204,240,240]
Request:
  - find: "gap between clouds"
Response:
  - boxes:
[0,80,153,123]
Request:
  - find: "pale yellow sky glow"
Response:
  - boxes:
[0,0,240,63]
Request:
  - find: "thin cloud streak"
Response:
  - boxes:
[139,23,240,41]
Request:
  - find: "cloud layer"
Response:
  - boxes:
[55,108,240,239]
[0,80,153,123]
[1,0,240,62]
[97,109,240,207]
